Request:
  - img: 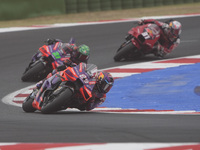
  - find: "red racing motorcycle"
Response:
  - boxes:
[22,63,98,114]
[114,23,161,61]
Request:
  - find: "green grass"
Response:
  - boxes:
[0,3,199,28]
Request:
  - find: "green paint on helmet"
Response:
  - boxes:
[78,44,90,56]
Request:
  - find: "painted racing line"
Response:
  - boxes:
[2,55,200,114]
[0,143,200,150]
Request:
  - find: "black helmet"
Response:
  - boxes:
[71,44,90,63]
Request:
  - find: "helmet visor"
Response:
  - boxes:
[73,51,89,62]
[77,53,89,62]
[100,79,113,93]
[169,32,177,41]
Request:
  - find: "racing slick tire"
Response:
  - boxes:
[21,60,48,82]
[22,96,36,113]
[114,41,140,61]
[41,87,73,114]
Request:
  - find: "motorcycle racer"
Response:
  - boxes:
[35,40,90,89]
[46,38,90,68]
[22,38,90,82]
[138,19,182,57]
[29,64,114,112]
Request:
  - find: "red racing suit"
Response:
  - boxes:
[141,19,180,57]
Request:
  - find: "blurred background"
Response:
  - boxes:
[0,0,199,27]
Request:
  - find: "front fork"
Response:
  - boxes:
[125,34,133,41]
[33,74,62,109]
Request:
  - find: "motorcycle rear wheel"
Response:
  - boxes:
[22,96,36,113]
[114,41,141,61]
[21,60,49,82]
[41,87,73,114]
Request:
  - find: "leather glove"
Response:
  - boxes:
[64,59,76,67]
[156,44,165,57]
[153,43,165,57]
[56,65,66,71]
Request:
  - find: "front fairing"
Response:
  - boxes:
[61,63,97,101]
[75,64,97,101]
[142,24,161,48]
[128,24,161,51]
[128,24,148,37]
[30,51,43,63]
[39,42,70,69]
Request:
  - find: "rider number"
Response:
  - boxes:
[80,74,89,84]
[141,32,150,39]
[52,52,61,59]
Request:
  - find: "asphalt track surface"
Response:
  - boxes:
[0,16,200,143]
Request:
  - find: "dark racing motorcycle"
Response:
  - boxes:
[22,63,97,114]
[21,38,75,82]
[114,23,161,61]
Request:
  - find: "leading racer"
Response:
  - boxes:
[138,19,182,57]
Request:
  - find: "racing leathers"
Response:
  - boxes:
[70,85,106,111]
[139,19,180,57]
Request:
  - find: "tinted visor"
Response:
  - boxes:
[169,28,179,41]
[100,79,113,93]
[73,51,89,62]
[78,53,89,62]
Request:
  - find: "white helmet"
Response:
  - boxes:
[165,21,182,41]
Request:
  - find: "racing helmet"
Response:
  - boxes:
[96,71,114,93]
[72,44,90,63]
[166,20,182,41]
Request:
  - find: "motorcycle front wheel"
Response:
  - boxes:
[41,87,73,114]
[22,95,36,113]
[21,60,50,82]
[114,41,141,61]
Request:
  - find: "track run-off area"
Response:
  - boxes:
[2,54,200,115]
[0,14,200,149]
